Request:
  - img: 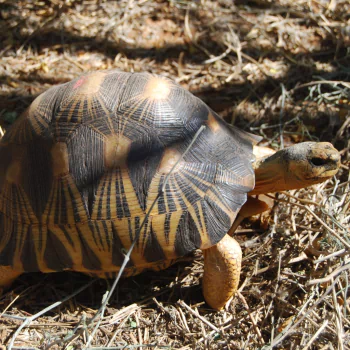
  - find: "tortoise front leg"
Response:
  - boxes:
[228,196,273,235]
[202,234,242,310]
[0,266,22,294]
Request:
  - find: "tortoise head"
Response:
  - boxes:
[252,142,340,195]
[286,142,340,183]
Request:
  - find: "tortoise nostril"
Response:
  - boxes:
[310,157,328,166]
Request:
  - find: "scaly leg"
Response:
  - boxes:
[202,234,242,310]
[228,195,273,235]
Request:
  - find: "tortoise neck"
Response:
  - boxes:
[251,152,287,195]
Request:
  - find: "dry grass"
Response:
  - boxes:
[0,0,349,349]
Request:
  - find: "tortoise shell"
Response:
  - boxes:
[0,70,255,277]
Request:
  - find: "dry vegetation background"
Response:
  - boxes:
[0,0,349,349]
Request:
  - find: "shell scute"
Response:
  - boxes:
[2,86,60,144]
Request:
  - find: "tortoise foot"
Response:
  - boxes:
[202,234,242,310]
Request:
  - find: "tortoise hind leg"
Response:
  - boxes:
[0,266,22,294]
[202,234,242,310]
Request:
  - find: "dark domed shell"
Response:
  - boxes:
[0,70,255,276]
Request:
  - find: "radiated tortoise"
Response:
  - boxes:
[0,70,340,309]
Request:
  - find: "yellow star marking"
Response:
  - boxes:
[151,211,183,259]
[51,142,70,177]
[158,148,182,174]
[206,112,221,133]
[143,76,171,101]
[104,134,131,168]
[73,71,107,95]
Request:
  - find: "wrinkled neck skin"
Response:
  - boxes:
[251,152,287,195]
